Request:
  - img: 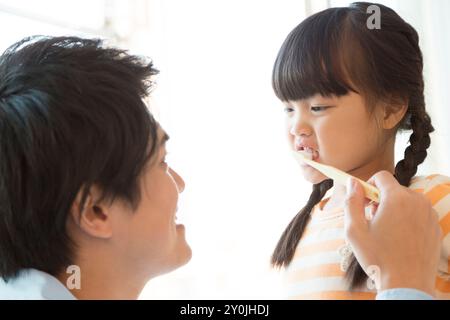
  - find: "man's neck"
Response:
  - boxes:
[57,255,147,300]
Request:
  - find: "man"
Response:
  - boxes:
[0,36,191,299]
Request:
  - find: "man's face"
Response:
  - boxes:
[111,127,191,279]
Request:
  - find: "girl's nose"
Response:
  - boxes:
[169,167,185,193]
[290,117,312,137]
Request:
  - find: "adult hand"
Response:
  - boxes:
[343,171,441,297]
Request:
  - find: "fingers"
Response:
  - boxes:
[367,171,399,198]
[344,178,369,241]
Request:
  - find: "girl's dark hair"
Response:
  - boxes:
[271,2,434,290]
[0,36,160,280]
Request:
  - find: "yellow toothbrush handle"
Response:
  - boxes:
[293,151,380,203]
[353,177,380,203]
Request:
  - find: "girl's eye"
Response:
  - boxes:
[283,107,294,113]
[311,106,329,112]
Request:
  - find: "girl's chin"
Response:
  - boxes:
[301,165,329,184]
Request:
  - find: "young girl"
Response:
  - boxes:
[271,2,450,299]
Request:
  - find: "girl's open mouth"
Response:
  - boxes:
[298,146,320,161]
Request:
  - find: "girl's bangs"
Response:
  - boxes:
[272,8,357,102]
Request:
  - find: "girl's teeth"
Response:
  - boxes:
[303,147,318,159]
[300,150,313,160]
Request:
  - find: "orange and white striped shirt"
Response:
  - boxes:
[284,174,450,300]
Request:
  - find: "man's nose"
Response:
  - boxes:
[169,167,185,193]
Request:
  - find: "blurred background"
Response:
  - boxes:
[1,0,448,299]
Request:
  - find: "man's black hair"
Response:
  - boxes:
[0,36,160,280]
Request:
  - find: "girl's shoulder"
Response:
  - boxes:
[409,174,450,194]
[410,174,450,282]
[408,173,450,221]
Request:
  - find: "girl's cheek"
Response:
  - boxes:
[317,128,349,164]
[285,124,295,145]
[285,118,293,134]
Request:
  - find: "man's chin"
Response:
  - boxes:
[171,241,192,271]
[150,246,192,280]
[178,242,192,266]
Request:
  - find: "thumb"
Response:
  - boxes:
[344,178,369,241]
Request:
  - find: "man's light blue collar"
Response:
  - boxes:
[0,268,77,300]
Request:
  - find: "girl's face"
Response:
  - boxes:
[284,92,389,184]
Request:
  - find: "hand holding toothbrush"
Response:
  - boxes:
[343,171,441,298]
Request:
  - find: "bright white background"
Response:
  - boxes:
[0,0,448,299]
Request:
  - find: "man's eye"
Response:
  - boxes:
[311,106,329,112]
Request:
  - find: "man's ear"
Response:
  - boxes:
[70,185,113,239]
[382,101,408,130]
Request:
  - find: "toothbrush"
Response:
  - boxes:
[293,150,380,203]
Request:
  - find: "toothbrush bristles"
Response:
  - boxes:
[299,150,313,160]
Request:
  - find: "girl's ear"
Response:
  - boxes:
[382,101,408,130]
[69,185,113,239]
